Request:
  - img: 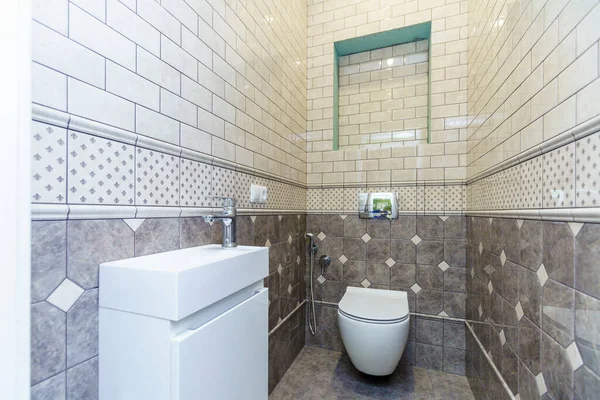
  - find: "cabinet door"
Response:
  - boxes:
[171,289,268,400]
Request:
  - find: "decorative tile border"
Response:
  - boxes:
[468,114,600,185]
[31,107,307,218]
[468,130,600,217]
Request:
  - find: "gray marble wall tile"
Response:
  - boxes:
[179,217,211,248]
[444,240,467,267]
[31,372,65,400]
[541,333,573,399]
[444,347,467,375]
[67,289,98,368]
[417,290,443,314]
[444,320,466,349]
[343,260,366,283]
[31,221,66,303]
[519,220,542,270]
[575,366,600,400]
[391,215,416,239]
[575,291,600,376]
[417,264,443,290]
[417,240,444,265]
[416,343,443,370]
[541,279,574,347]
[391,263,416,288]
[416,316,443,346]
[366,238,390,260]
[366,261,390,285]
[542,221,575,287]
[31,302,66,385]
[366,219,390,239]
[391,239,416,263]
[575,223,600,299]
[343,215,366,237]
[343,237,366,260]
[417,216,444,239]
[66,356,98,400]
[134,218,180,256]
[67,219,134,289]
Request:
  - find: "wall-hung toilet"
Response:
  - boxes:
[338,287,410,376]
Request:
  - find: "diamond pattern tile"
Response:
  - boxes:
[135,148,180,206]
[479,242,483,254]
[484,264,496,275]
[543,143,575,208]
[317,275,326,284]
[410,283,422,293]
[385,257,396,267]
[277,264,283,275]
[317,232,326,241]
[500,250,507,266]
[180,158,211,207]
[438,311,449,317]
[361,233,372,243]
[31,121,67,203]
[438,261,450,271]
[361,279,371,288]
[488,281,493,294]
[499,330,506,346]
[287,284,293,294]
[339,255,348,264]
[68,132,135,205]
[411,235,422,245]
[478,304,483,318]
[568,222,584,237]
[123,219,145,232]
[575,131,600,207]
[46,278,84,312]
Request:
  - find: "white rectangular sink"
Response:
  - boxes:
[99,244,269,321]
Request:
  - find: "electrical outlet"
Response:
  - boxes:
[250,184,268,204]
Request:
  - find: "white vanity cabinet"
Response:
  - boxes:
[99,245,269,400]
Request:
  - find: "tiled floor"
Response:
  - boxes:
[269,346,476,400]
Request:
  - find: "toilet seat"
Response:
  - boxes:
[338,286,409,322]
[338,308,408,324]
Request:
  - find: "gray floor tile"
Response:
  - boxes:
[271,346,475,400]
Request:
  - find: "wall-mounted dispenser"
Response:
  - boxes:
[358,193,398,219]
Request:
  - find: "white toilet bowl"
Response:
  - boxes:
[337,287,410,376]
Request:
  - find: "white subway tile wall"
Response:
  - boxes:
[32,0,308,184]
[338,41,430,149]
[467,0,600,179]
[306,0,469,189]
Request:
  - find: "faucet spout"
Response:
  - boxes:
[206,197,237,248]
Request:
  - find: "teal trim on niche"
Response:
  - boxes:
[332,22,432,150]
[334,22,431,56]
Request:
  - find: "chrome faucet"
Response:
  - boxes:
[204,197,237,248]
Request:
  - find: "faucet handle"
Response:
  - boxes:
[212,196,236,207]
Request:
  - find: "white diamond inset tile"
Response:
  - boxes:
[317,275,326,284]
[517,219,524,228]
[180,158,211,207]
[135,148,180,206]
[68,132,135,205]
[123,218,145,232]
[438,311,449,317]
[277,264,283,275]
[339,255,348,264]
[499,330,506,346]
[317,232,326,241]
[568,222,584,237]
[287,284,293,294]
[411,283,422,294]
[438,261,450,271]
[411,235,422,245]
[288,235,293,245]
[478,304,483,318]
[361,233,372,243]
[46,278,84,312]
[296,256,301,265]
[576,132,600,207]
[361,279,371,288]
[488,281,493,294]
[385,257,396,267]
[31,121,67,203]
[265,239,271,247]
[500,250,507,266]
[537,263,549,287]
[484,264,496,275]
[535,373,548,396]
[516,301,524,321]
[566,342,584,371]
[471,268,475,278]
[479,242,483,254]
